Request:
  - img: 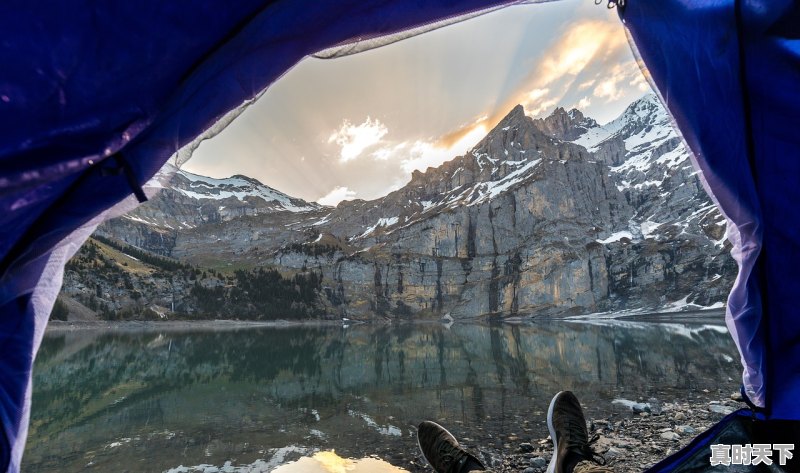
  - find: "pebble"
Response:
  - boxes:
[401,394,736,473]
[675,425,695,435]
[660,431,680,441]
[604,446,624,461]
[610,437,641,448]
[708,404,735,415]
[530,457,547,468]
[648,398,664,415]
[519,442,534,453]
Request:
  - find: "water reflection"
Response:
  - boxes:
[273,451,408,473]
[24,321,739,472]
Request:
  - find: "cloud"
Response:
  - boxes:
[515,20,628,116]
[398,19,640,182]
[351,20,643,190]
[317,186,357,206]
[328,117,388,162]
[592,61,648,101]
[408,18,630,129]
[593,81,621,101]
[399,141,452,175]
[401,123,488,174]
[521,89,558,117]
[434,114,488,149]
[542,22,621,81]
[525,97,559,117]
[371,142,407,161]
[526,88,550,103]
[347,119,489,177]
[402,18,633,146]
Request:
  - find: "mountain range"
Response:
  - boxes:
[59,94,735,320]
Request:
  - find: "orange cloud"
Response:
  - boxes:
[515,19,628,115]
[429,19,631,150]
[434,115,489,149]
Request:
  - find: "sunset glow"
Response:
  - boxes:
[185,0,650,205]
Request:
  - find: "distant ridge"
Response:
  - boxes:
[79,94,734,320]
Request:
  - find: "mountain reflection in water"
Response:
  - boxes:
[25,321,739,472]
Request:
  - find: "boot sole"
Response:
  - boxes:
[416,421,459,471]
[416,421,485,473]
[546,391,563,473]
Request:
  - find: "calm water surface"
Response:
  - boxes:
[24,320,740,472]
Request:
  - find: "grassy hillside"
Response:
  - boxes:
[58,237,330,321]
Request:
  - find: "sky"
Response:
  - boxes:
[184,0,651,206]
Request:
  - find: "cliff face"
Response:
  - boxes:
[268,95,732,318]
[73,94,735,319]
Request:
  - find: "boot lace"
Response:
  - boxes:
[435,438,467,473]
[564,420,606,466]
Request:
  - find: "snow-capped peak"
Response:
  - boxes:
[173,169,321,212]
[570,93,673,151]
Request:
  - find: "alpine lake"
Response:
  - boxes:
[24,314,741,472]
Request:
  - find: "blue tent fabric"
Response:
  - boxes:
[2,2,534,470]
[0,0,529,286]
[645,409,800,472]
[1,0,799,471]
[621,0,800,421]
[646,409,754,473]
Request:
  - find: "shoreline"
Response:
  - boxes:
[396,392,743,473]
[38,314,740,473]
[44,318,349,332]
[45,308,727,333]
[488,394,743,473]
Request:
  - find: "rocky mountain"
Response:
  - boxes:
[62,94,735,320]
[125,169,322,227]
[98,169,329,264]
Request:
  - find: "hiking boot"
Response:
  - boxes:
[546,391,604,473]
[417,420,485,473]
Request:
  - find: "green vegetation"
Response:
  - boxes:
[92,234,189,272]
[62,237,327,321]
[284,242,340,257]
[50,298,69,321]
[191,268,323,319]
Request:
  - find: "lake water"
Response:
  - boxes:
[24,319,740,472]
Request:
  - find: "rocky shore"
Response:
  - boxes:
[401,394,743,473]
[44,318,352,332]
